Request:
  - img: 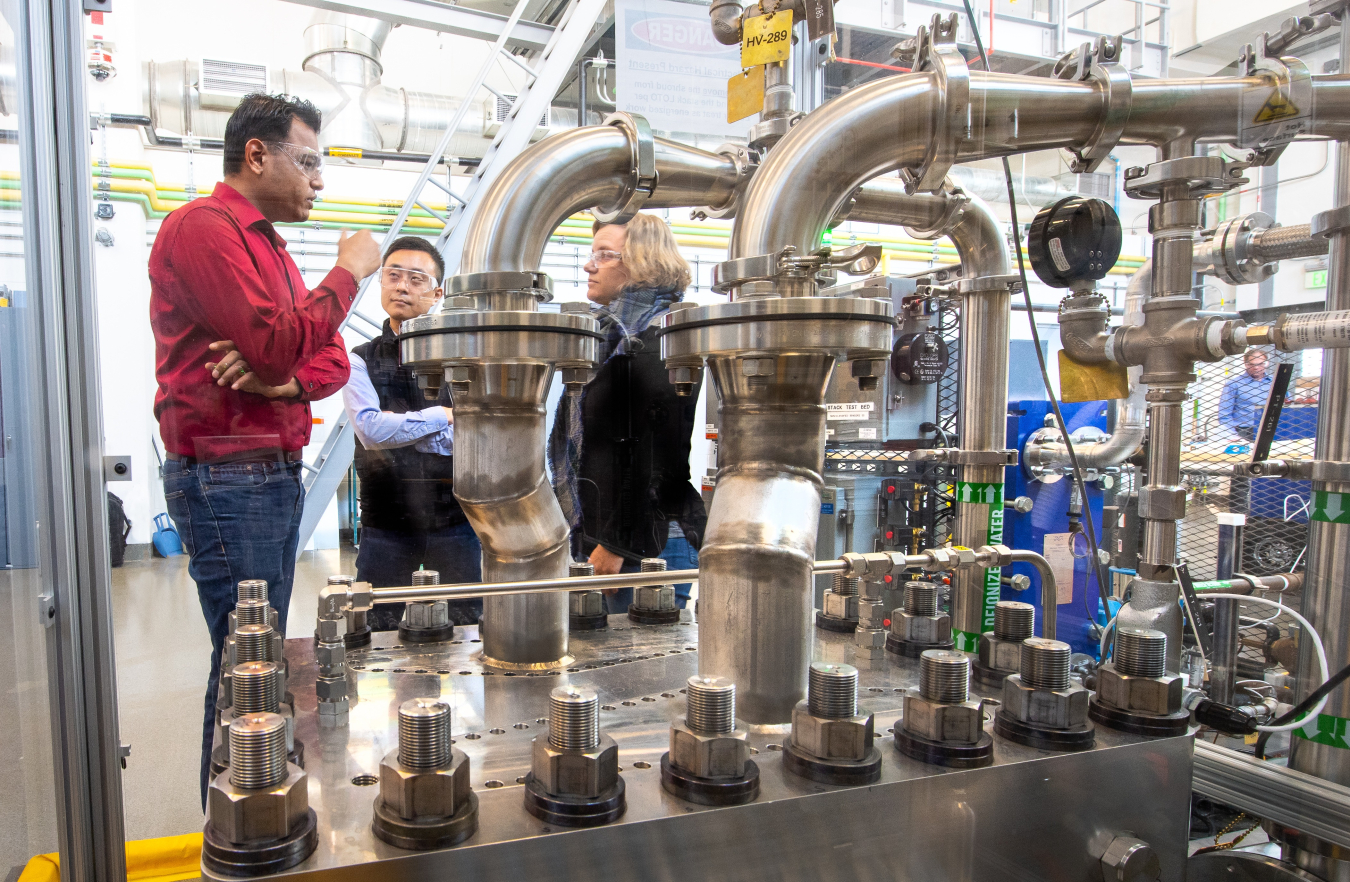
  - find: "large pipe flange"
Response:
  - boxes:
[401,309,600,375]
[659,295,896,364]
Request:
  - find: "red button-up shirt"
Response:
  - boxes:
[150,182,356,459]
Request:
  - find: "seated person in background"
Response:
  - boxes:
[549,213,706,613]
[343,236,481,628]
[1218,348,1274,441]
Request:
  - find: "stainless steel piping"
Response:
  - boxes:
[459,126,740,274]
[1287,13,1350,878]
[402,121,743,671]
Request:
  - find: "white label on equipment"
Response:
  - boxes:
[826,402,874,421]
[825,429,835,438]
[858,426,878,440]
[1043,532,1075,606]
[1049,238,1071,273]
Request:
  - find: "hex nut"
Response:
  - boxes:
[893,611,952,645]
[406,601,450,629]
[378,748,471,821]
[314,640,345,671]
[635,585,675,611]
[790,701,875,762]
[854,626,887,650]
[858,599,888,629]
[531,734,620,798]
[1001,674,1090,729]
[315,616,346,642]
[1096,663,1183,715]
[1100,835,1161,882]
[901,690,983,744]
[315,675,347,703]
[824,593,859,619]
[570,591,605,617]
[207,764,309,845]
[669,720,750,779]
[316,698,349,729]
[977,633,1023,674]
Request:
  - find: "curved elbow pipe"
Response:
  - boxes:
[848,178,1010,278]
[709,0,744,45]
[460,126,741,274]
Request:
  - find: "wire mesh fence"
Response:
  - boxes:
[1176,345,1317,582]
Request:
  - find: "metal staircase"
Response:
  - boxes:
[295,0,609,554]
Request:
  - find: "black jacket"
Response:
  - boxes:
[351,322,467,533]
[562,321,706,562]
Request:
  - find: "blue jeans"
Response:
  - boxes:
[660,535,698,609]
[356,523,484,629]
[162,458,304,809]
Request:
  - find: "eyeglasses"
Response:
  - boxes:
[586,250,623,266]
[271,142,324,179]
[379,266,439,293]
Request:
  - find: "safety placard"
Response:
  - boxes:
[741,10,792,67]
[826,402,874,421]
[953,481,1004,651]
[1042,532,1076,605]
[1294,712,1350,750]
[727,65,764,123]
[1311,490,1350,524]
[956,481,1001,505]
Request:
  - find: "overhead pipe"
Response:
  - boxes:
[402,120,743,671]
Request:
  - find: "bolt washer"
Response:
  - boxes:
[780,736,882,786]
[1087,697,1191,737]
[398,621,455,644]
[814,610,858,633]
[569,611,610,631]
[659,753,760,806]
[200,808,318,878]
[628,604,681,625]
[522,773,626,828]
[894,728,994,769]
[993,710,1096,752]
[344,626,372,649]
[371,790,479,851]
[885,633,955,658]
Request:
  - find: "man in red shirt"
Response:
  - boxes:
[150,93,380,804]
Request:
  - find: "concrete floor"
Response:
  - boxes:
[112,546,355,843]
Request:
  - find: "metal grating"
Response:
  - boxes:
[1174,345,1315,582]
[200,59,268,96]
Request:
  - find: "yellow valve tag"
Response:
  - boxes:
[1058,350,1130,403]
[741,11,792,67]
[727,66,765,123]
[327,147,363,158]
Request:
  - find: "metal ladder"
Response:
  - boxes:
[296,0,609,554]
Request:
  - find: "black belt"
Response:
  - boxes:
[167,450,302,466]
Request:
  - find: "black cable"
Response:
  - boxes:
[957,0,1114,627]
[1254,660,1350,760]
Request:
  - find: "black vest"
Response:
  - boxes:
[352,322,465,532]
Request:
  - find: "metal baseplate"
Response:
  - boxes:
[222,617,1195,880]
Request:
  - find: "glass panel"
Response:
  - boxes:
[0,0,62,873]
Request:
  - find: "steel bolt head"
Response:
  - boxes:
[1001,674,1090,729]
[790,700,875,762]
[530,733,620,798]
[207,763,309,845]
[569,590,605,617]
[823,592,859,619]
[635,585,676,611]
[901,690,984,744]
[561,367,594,387]
[1096,663,1183,715]
[378,747,471,821]
[1100,836,1161,882]
[977,633,1024,674]
[406,600,450,630]
[669,720,751,779]
[892,610,952,645]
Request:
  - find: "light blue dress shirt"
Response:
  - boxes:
[342,356,454,455]
[1217,372,1274,432]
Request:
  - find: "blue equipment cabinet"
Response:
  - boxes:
[1003,399,1112,658]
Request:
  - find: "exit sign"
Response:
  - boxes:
[1307,269,1329,289]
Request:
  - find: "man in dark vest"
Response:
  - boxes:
[342,236,481,628]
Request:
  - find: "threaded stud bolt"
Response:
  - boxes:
[919,649,970,703]
[1114,627,1167,678]
[548,686,599,751]
[1020,638,1072,691]
[398,698,452,770]
[808,662,858,718]
[234,598,268,628]
[229,712,288,790]
[570,562,595,577]
[237,579,268,604]
[903,581,939,617]
[832,574,860,596]
[411,569,440,586]
[232,661,280,715]
[993,601,1035,641]
[640,558,667,572]
[686,676,736,735]
[235,623,275,663]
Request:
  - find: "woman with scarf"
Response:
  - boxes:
[548,213,706,614]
